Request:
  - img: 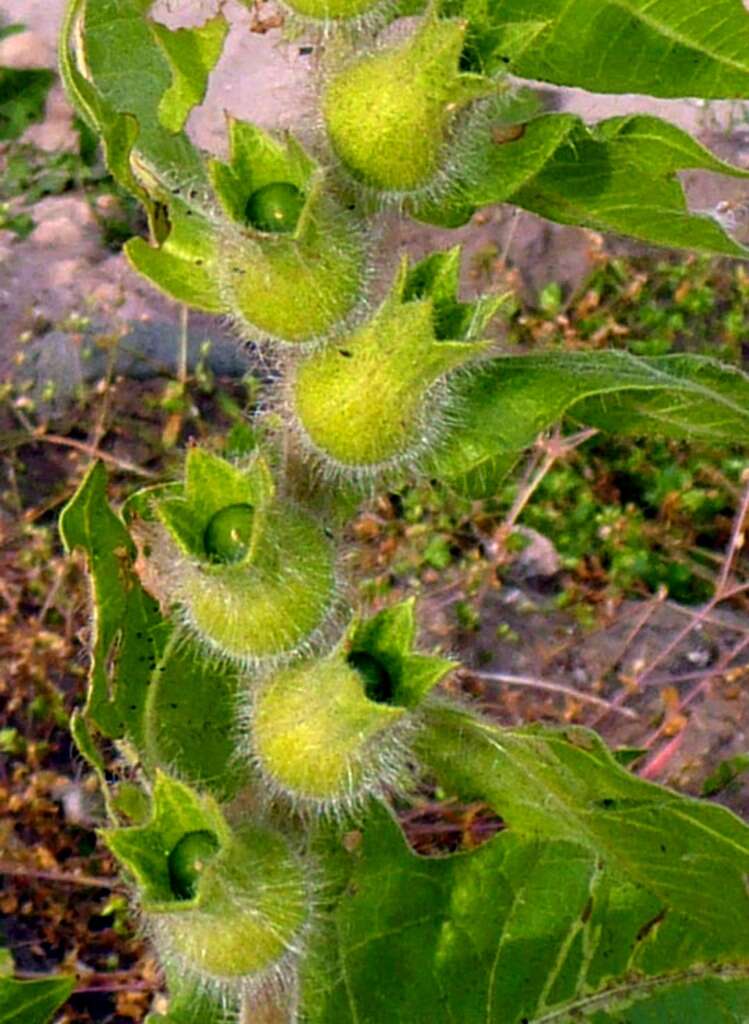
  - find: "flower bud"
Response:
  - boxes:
[135,449,339,667]
[249,600,456,811]
[127,121,367,345]
[104,773,310,996]
[289,250,503,478]
[211,119,366,344]
[323,17,494,196]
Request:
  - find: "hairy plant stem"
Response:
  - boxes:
[240,994,293,1024]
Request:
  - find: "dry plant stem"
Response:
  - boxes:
[470,670,638,719]
[0,861,123,890]
[28,432,158,479]
[13,406,157,479]
[715,467,749,594]
[632,474,749,690]
[499,207,522,266]
[178,304,189,388]
[37,561,71,624]
[503,427,598,532]
[588,587,669,728]
[478,426,599,609]
[89,338,121,452]
[639,732,685,781]
[640,632,749,764]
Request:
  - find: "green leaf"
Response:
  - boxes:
[702,754,749,797]
[149,14,228,134]
[572,354,749,439]
[0,976,75,1024]
[103,771,230,906]
[431,350,749,497]
[124,198,223,312]
[417,113,749,256]
[465,0,749,99]
[418,707,749,938]
[302,718,749,1022]
[143,633,248,800]
[59,462,168,745]
[403,246,510,340]
[0,67,54,141]
[77,0,208,183]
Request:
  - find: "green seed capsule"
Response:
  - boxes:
[203,504,255,564]
[348,650,393,703]
[252,656,406,808]
[245,183,305,234]
[322,18,494,196]
[282,0,381,19]
[168,830,220,900]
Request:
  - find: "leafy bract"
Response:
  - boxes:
[456,0,749,98]
[416,113,749,256]
[301,714,749,1022]
[432,350,749,497]
[59,461,167,746]
[125,198,223,312]
[403,246,510,340]
[103,771,230,906]
[350,599,457,707]
[207,116,317,226]
[0,975,75,1024]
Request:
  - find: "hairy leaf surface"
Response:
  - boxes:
[302,717,749,1022]
[460,0,749,98]
[0,975,75,1024]
[417,114,749,256]
[433,351,749,496]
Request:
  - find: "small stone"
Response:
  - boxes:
[0,29,51,69]
[48,259,85,289]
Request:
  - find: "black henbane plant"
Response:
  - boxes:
[25,0,749,1021]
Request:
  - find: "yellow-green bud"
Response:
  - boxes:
[219,196,366,344]
[104,774,311,997]
[136,451,340,668]
[290,260,490,477]
[248,600,457,810]
[154,824,308,982]
[252,654,407,810]
[323,18,494,196]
